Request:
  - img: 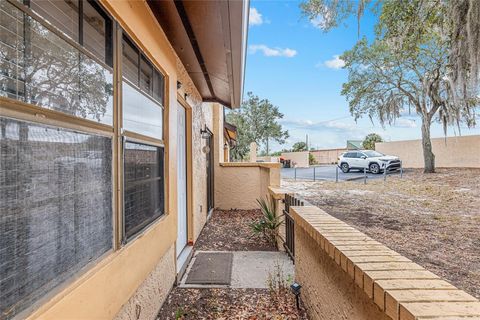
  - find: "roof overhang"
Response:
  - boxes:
[147,0,248,108]
[224,121,237,145]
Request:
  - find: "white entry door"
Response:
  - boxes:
[176,104,187,257]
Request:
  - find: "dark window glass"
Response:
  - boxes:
[122,36,138,85]
[344,152,353,158]
[0,1,114,125]
[30,0,80,42]
[83,1,111,66]
[140,55,153,95]
[124,141,164,239]
[0,117,113,320]
[153,69,164,105]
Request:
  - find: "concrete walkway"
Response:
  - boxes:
[179,250,294,289]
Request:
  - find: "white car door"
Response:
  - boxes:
[356,152,369,169]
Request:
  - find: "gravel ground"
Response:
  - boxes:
[158,288,308,320]
[194,209,276,251]
[282,168,480,299]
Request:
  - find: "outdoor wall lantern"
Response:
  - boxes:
[290,282,302,310]
[200,125,211,139]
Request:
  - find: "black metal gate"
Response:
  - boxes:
[283,194,304,259]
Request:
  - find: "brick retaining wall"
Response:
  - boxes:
[291,205,480,320]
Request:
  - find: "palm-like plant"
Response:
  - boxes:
[252,197,283,247]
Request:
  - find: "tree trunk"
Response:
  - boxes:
[421,117,435,173]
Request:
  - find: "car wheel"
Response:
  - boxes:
[341,163,350,173]
[369,163,380,174]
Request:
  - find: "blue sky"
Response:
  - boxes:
[243,0,480,151]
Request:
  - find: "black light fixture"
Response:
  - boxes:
[177,81,182,89]
[290,282,302,310]
[200,125,211,139]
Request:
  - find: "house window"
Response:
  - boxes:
[0,0,113,124]
[121,34,164,139]
[0,117,113,320]
[30,0,80,42]
[124,141,165,240]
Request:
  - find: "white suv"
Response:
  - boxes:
[338,150,401,174]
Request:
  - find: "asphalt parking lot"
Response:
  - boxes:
[281,165,402,182]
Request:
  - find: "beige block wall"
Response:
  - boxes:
[295,224,389,320]
[213,104,281,210]
[281,151,310,167]
[311,148,346,164]
[292,205,480,320]
[376,135,480,168]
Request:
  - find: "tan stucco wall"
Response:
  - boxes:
[311,148,346,164]
[215,163,280,210]
[292,205,480,320]
[25,1,213,319]
[375,135,480,168]
[114,245,175,320]
[212,104,281,210]
[281,151,310,167]
[296,224,389,320]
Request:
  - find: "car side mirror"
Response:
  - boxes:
[361,156,366,159]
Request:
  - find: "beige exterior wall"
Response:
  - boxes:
[311,148,346,164]
[281,151,310,167]
[213,105,281,210]
[291,205,480,320]
[22,1,213,319]
[376,135,480,168]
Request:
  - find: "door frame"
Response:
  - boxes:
[176,96,194,247]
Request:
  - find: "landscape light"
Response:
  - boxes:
[290,282,302,309]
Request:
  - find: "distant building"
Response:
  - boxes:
[347,140,363,150]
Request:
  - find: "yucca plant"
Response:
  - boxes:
[252,197,283,247]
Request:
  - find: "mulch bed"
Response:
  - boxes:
[282,168,480,299]
[157,288,308,320]
[194,209,276,251]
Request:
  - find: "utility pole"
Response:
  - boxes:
[306,134,309,150]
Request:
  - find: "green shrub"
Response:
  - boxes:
[252,197,283,247]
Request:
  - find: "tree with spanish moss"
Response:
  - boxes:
[301,0,479,173]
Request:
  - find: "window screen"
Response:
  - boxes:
[83,1,111,66]
[124,141,164,240]
[140,56,153,95]
[30,0,80,42]
[0,117,113,320]
[122,36,138,85]
[0,1,114,125]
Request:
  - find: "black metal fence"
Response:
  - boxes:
[283,194,304,259]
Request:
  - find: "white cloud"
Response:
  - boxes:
[394,118,417,128]
[249,45,297,58]
[249,8,263,26]
[324,55,345,69]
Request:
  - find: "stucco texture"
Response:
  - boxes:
[375,135,480,168]
[281,151,310,168]
[311,148,346,164]
[295,226,389,320]
[114,245,175,320]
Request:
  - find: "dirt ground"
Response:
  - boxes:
[194,209,276,251]
[282,168,480,299]
[158,288,308,320]
[158,209,307,319]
